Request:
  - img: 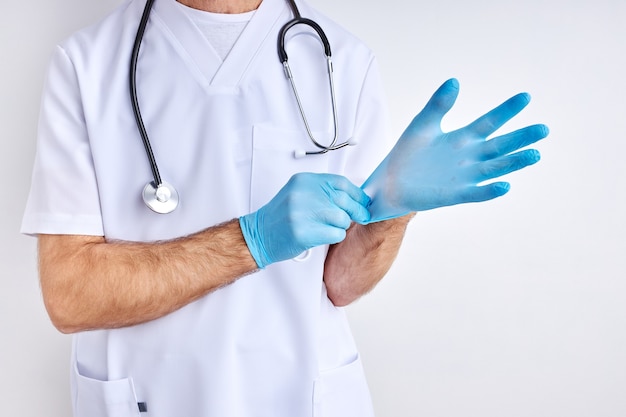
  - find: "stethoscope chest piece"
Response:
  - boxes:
[143,181,179,214]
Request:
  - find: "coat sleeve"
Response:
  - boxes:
[335,55,393,189]
[21,45,104,236]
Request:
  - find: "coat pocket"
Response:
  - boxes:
[250,124,331,212]
[313,354,375,417]
[72,362,141,417]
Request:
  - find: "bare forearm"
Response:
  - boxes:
[323,213,414,306]
[39,219,257,333]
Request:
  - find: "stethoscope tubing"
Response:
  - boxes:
[130,0,163,188]
[278,16,341,155]
[130,0,351,212]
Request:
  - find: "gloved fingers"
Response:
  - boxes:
[458,182,511,203]
[322,174,372,209]
[330,189,371,224]
[480,124,549,160]
[323,227,348,245]
[464,92,531,138]
[319,207,354,230]
[311,226,348,246]
[406,78,460,133]
[472,149,541,183]
[291,209,350,245]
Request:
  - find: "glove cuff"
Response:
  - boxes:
[239,214,271,269]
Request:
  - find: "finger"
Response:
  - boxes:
[457,182,511,203]
[472,149,541,183]
[480,124,549,160]
[406,78,460,133]
[295,222,347,247]
[317,206,354,230]
[324,174,371,208]
[465,92,531,138]
[331,190,371,224]
[315,226,347,246]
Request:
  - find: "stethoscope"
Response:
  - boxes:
[130,0,353,214]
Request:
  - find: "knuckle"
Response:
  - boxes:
[290,172,305,185]
[335,175,349,188]
[332,191,350,208]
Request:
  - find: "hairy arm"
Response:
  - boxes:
[38,219,258,334]
[323,214,414,306]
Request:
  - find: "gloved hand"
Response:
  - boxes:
[240,173,371,269]
[362,78,549,222]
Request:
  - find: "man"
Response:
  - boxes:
[22,0,547,416]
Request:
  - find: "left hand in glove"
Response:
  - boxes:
[362,78,549,222]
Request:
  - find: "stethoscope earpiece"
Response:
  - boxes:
[294,149,307,159]
[293,137,356,158]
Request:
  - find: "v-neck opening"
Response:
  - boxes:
[152,0,289,89]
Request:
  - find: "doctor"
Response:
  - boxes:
[22,0,547,416]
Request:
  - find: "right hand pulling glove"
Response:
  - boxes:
[361,78,550,222]
[240,173,371,269]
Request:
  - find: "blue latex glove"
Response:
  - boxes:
[362,79,549,222]
[240,173,371,269]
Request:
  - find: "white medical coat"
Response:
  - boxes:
[22,0,390,415]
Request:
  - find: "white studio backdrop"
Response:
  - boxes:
[1,0,625,416]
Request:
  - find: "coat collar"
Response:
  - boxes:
[151,0,289,88]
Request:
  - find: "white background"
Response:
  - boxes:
[1,0,625,416]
